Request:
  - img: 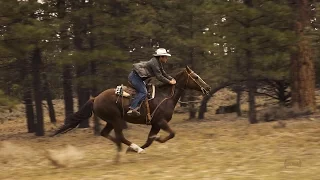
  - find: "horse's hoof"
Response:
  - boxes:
[126,147,146,154]
[126,147,136,154]
[113,153,121,164]
[138,149,146,154]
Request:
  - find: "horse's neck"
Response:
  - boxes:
[154,71,186,107]
[155,84,184,107]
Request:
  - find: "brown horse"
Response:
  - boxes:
[52,66,211,160]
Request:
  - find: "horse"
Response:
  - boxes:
[52,66,211,161]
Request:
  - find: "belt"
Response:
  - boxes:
[133,70,148,81]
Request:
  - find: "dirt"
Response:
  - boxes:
[1,92,320,180]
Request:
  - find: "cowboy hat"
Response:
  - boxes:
[153,48,171,57]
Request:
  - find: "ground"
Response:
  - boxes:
[1,91,320,180]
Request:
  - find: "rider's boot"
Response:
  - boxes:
[127,107,141,117]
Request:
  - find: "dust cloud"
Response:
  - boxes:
[0,141,84,168]
[45,144,84,168]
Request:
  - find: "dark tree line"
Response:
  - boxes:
[0,0,319,135]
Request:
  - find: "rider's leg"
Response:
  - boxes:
[127,71,147,116]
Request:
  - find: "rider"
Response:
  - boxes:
[127,48,176,116]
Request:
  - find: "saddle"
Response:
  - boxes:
[115,82,155,100]
[114,82,155,125]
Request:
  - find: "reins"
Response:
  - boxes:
[147,85,175,123]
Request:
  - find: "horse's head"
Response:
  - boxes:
[180,66,211,95]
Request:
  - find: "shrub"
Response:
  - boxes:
[258,105,311,122]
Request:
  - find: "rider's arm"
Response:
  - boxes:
[150,63,171,84]
[160,68,173,81]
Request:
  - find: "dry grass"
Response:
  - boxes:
[1,95,320,179]
[0,141,37,165]
[1,114,320,180]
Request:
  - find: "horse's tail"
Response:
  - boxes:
[51,98,95,137]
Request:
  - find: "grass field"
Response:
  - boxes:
[1,112,320,180]
[1,91,320,180]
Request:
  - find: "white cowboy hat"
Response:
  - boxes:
[153,48,171,57]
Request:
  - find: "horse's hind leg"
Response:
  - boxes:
[101,122,130,163]
[102,120,144,156]
[101,123,117,143]
[100,122,131,145]
[101,122,130,147]
[154,119,175,143]
[99,123,120,163]
[113,121,145,154]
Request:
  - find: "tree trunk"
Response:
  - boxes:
[76,63,90,128]
[73,0,90,128]
[42,73,56,124]
[179,92,187,107]
[236,90,242,117]
[198,99,207,119]
[63,65,74,122]
[186,12,197,120]
[23,85,35,133]
[57,0,74,121]
[245,49,257,124]
[231,85,243,117]
[247,80,257,124]
[244,0,257,124]
[77,81,90,128]
[91,61,101,135]
[198,82,236,119]
[31,47,44,136]
[20,58,35,133]
[188,95,197,119]
[275,80,289,106]
[90,59,100,134]
[87,2,102,134]
[187,52,197,119]
[290,0,316,111]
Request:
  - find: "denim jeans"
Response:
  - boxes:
[128,71,147,109]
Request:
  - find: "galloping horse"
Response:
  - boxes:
[52,66,211,160]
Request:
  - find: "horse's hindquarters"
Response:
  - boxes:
[93,89,125,120]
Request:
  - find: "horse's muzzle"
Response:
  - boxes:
[201,86,211,96]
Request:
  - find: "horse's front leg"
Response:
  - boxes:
[126,125,160,153]
[154,119,175,143]
[141,125,161,149]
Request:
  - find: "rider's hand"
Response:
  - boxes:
[169,78,176,85]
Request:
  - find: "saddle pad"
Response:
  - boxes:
[115,85,131,97]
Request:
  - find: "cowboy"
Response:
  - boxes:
[127,48,176,116]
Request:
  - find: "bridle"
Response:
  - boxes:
[181,69,210,95]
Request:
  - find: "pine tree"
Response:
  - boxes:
[289,0,316,111]
[57,0,75,120]
[0,0,56,135]
[198,0,296,122]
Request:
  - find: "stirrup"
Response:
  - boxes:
[127,109,140,117]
